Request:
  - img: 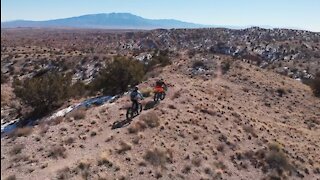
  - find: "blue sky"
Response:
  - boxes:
[1,0,319,31]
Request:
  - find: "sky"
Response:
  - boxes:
[1,0,320,32]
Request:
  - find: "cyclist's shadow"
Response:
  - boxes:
[111,100,158,130]
[111,118,132,129]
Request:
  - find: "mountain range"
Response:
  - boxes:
[1,13,209,29]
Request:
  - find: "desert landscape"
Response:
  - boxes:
[1,27,320,180]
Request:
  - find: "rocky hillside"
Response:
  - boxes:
[1,53,319,180]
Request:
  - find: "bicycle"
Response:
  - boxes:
[154,87,167,102]
[126,102,143,120]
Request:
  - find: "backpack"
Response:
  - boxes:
[130,91,138,100]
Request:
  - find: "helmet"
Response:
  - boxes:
[134,86,139,91]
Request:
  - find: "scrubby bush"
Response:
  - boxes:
[140,87,153,97]
[13,72,73,117]
[144,148,169,167]
[140,112,160,128]
[221,60,231,74]
[145,50,171,71]
[310,73,320,97]
[1,71,8,84]
[91,56,145,95]
[192,60,206,69]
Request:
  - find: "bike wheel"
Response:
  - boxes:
[126,108,133,120]
[138,103,143,113]
[160,92,166,100]
[154,93,159,102]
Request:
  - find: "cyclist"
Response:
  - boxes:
[130,86,144,111]
[154,78,167,93]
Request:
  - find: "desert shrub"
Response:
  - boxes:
[187,49,196,58]
[98,152,113,167]
[4,175,16,180]
[70,81,89,98]
[92,56,145,95]
[140,112,160,128]
[192,60,206,69]
[11,127,33,137]
[140,87,153,97]
[145,50,171,71]
[13,72,73,117]
[266,150,290,171]
[144,148,169,167]
[1,71,8,84]
[56,167,71,180]
[116,141,132,154]
[48,146,67,159]
[67,108,86,120]
[309,73,320,97]
[191,157,202,166]
[221,60,231,74]
[276,88,286,97]
[10,144,25,155]
[128,121,147,134]
[64,137,75,145]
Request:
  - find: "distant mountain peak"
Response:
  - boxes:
[1,13,206,29]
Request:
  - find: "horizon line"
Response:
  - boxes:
[1,12,317,32]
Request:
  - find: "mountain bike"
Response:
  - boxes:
[154,87,167,102]
[126,102,143,120]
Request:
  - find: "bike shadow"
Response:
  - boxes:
[143,100,158,110]
[111,118,132,129]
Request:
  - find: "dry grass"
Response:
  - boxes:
[140,87,153,97]
[12,154,29,163]
[49,117,64,126]
[38,123,50,134]
[11,127,33,137]
[63,137,75,145]
[182,165,192,174]
[97,152,113,167]
[48,146,67,159]
[265,143,291,171]
[10,144,25,156]
[139,111,160,128]
[116,141,132,154]
[76,159,91,179]
[128,121,147,134]
[143,148,169,167]
[4,175,16,180]
[66,108,86,120]
[191,157,202,167]
[56,167,71,180]
[242,125,258,137]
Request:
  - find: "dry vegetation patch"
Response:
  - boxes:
[143,148,171,167]
[10,144,25,156]
[66,108,86,120]
[139,111,160,128]
[48,146,67,159]
[10,127,33,137]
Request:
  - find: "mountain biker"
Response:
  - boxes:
[154,78,167,93]
[130,86,144,111]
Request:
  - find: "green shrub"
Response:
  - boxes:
[13,72,73,117]
[91,56,145,95]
